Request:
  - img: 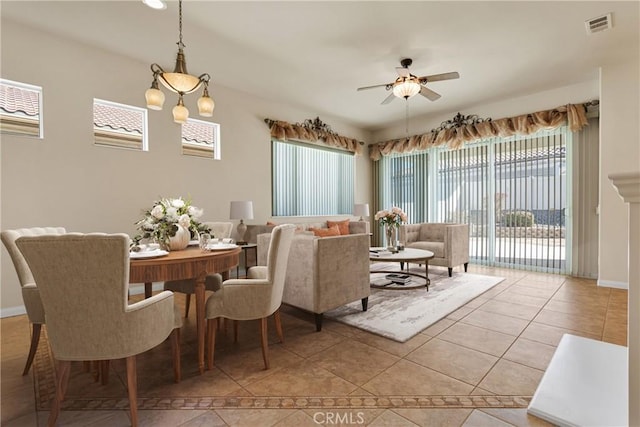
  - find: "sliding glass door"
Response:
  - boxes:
[377,127,569,273]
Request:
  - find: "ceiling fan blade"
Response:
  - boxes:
[381,93,396,105]
[419,71,460,83]
[395,67,410,78]
[420,86,441,101]
[357,83,391,91]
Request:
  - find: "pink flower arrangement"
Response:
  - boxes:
[374,206,408,227]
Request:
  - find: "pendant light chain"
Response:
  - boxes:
[178,0,184,49]
[405,100,410,142]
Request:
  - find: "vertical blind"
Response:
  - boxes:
[376,127,570,273]
[272,140,354,216]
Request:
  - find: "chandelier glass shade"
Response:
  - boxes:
[145,0,214,123]
[392,76,421,99]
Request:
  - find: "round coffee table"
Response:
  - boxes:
[369,247,435,290]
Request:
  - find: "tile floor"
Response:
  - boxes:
[0,265,628,426]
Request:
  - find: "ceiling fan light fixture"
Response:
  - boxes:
[142,0,166,10]
[146,0,214,123]
[393,77,421,99]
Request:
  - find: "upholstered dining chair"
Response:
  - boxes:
[1,226,66,376]
[164,221,234,317]
[16,233,182,427]
[206,224,295,370]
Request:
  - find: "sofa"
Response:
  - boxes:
[256,220,370,331]
[399,223,470,276]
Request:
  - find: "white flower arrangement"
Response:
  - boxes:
[374,206,408,227]
[133,197,209,246]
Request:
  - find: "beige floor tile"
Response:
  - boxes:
[280,328,346,358]
[446,306,475,321]
[477,299,542,321]
[392,408,473,427]
[406,338,498,385]
[369,409,420,426]
[272,410,316,427]
[307,339,400,386]
[533,308,605,335]
[301,408,386,426]
[2,412,39,427]
[37,410,132,427]
[361,359,474,396]
[477,359,544,395]
[179,410,228,426]
[423,318,456,336]
[470,387,494,395]
[463,297,490,309]
[216,408,297,426]
[437,323,517,357]
[519,322,600,346]
[354,330,431,358]
[492,291,549,308]
[460,310,529,336]
[502,338,556,371]
[462,409,512,426]
[244,360,358,396]
[503,285,557,299]
[544,298,608,318]
[480,408,555,426]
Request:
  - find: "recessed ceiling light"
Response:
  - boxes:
[143,0,167,10]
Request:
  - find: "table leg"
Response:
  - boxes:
[144,282,152,299]
[424,260,430,290]
[194,272,206,374]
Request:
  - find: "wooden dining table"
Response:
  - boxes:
[129,246,241,374]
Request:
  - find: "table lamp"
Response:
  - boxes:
[230,201,253,244]
[353,203,370,221]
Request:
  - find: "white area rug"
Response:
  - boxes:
[325,263,504,342]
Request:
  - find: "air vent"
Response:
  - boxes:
[585,13,612,34]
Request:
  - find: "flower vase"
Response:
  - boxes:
[385,225,396,250]
[167,225,190,251]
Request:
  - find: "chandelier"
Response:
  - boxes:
[392,75,421,99]
[145,0,214,124]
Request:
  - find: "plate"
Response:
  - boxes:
[206,243,238,251]
[130,249,169,259]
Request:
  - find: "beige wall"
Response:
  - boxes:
[0,20,371,315]
[598,61,640,287]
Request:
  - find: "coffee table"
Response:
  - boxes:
[369,247,435,290]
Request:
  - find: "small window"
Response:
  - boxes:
[93,99,147,151]
[0,79,43,138]
[182,119,220,159]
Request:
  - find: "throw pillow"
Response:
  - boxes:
[309,225,341,237]
[326,219,350,235]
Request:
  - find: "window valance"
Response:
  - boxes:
[264,117,364,155]
[369,102,594,161]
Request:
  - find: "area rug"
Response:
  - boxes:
[325,263,504,342]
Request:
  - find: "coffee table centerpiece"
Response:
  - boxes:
[133,196,210,251]
[374,206,407,251]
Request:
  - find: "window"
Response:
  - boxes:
[93,99,147,151]
[182,119,220,159]
[272,140,354,216]
[0,79,43,138]
[377,127,569,274]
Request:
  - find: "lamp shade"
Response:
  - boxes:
[353,203,370,218]
[230,201,254,220]
[172,103,189,124]
[145,87,165,110]
[393,78,421,99]
[197,94,214,117]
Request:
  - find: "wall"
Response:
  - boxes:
[598,61,640,288]
[0,20,372,315]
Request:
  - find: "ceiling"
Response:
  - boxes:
[2,1,638,132]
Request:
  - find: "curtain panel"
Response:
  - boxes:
[265,119,363,155]
[369,103,590,161]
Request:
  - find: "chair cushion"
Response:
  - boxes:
[407,241,445,258]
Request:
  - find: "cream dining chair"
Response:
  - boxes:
[16,233,182,427]
[164,221,234,317]
[1,226,66,376]
[206,224,295,370]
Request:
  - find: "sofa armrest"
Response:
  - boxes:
[348,221,369,235]
[444,224,470,265]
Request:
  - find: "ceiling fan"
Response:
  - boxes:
[357,58,460,105]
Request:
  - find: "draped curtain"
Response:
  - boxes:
[369,103,590,160]
[265,119,363,155]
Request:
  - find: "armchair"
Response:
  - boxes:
[206,224,295,370]
[16,233,182,427]
[1,226,66,375]
[399,222,470,276]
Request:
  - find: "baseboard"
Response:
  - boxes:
[597,279,628,289]
[0,305,27,318]
[1,283,164,318]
